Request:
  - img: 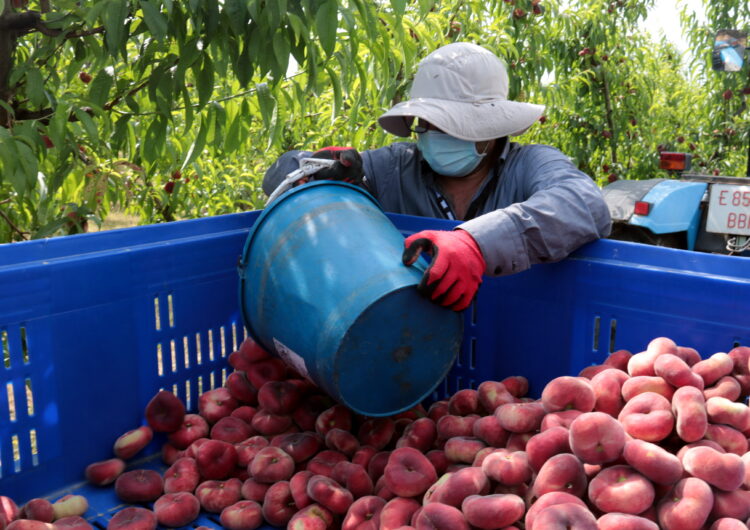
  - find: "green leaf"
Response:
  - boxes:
[195,55,215,109]
[272,30,291,80]
[74,109,100,144]
[104,0,129,57]
[140,0,168,41]
[13,141,38,195]
[111,114,131,151]
[390,0,406,18]
[236,40,253,88]
[224,113,241,153]
[181,116,208,170]
[142,117,167,164]
[26,68,45,108]
[84,0,111,26]
[88,70,114,108]
[224,0,246,35]
[255,82,274,130]
[315,0,338,57]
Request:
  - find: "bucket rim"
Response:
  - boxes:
[237,181,383,345]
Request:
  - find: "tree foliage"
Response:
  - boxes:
[0,0,748,243]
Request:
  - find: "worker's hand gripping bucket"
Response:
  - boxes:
[238,181,463,417]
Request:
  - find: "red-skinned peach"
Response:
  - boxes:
[588,465,654,514]
[113,426,153,460]
[383,447,437,498]
[495,401,545,433]
[287,503,334,530]
[622,375,675,402]
[262,481,296,527]
[168,413,209,449]
[481,449,532,485]
[526,426,571,472]
[249,446,295,483]
[705,423,748,454]
[654,353,704,389]
[569,411,626,464]
[145,390,185,433]
[597,512,658,530]
[443,436,486,464]
[540,409,582,431]
[603,349,634,371]
[428,466,489,507]
[524,491,588,530]
[590,368,629,416]
[657,477,713,530]
[704,376,742,401]
[357,417,396,450]
[225,371,258,405]
[532,503,597,529]
[501,375,529,397]
[289,470,314,509]
[682,445,744,491]
[618,391,674,442]
[711,488,750,521]
[106,507,156,530]
[462,494,525,529]
[306,474,354,515]
[219,500,263,530]
[622,438,683,485]
[541,376,595,413]
[195,478,243,513]
[235,435,270,468]
[163,456,200,493]
[448,389,480,415]
[210,416,252,443]
[257,380,303,414]
[85,458,126,486]
[396,417,437,452]
[153,492,200,527]
[476,381,515,412]
[250,409,292,435]
[341,495,385,530]
[412,502,469,530]
[692,352,734,387]
[436,414,477,439]
[315,405,353,436]
[706,396,750,431]
[198,387,238,424]
[20,499,54,523]
[379,497,421,530]
[331,461,374,498]
[325,428,359,456]
[195,439,238,479]
[307,449,348,478]
[530,453,587,500]
[114,470,162,503]
[245,357,287,389]
[672,385,708,442]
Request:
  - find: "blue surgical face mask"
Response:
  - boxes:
[417,130,487,177]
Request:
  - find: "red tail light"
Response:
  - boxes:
[634,201,651,216]
[659,152,692,171]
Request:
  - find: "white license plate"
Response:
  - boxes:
[707,183,750,235]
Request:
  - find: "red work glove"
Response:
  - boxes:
[310,147,365,185]
[402,229,486,312]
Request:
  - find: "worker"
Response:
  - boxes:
[263,42,612,312]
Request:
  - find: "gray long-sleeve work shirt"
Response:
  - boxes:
[263,141,612,277]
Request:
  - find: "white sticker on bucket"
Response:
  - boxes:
[273,338,310,380]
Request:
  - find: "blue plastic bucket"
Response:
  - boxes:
[238,181,463,416]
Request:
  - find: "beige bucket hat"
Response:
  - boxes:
[378,42,545,142]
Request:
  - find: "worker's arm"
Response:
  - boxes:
[458,144,612,277]
[262,148,364,200]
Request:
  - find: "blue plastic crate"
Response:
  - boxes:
[1,211,749,528]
